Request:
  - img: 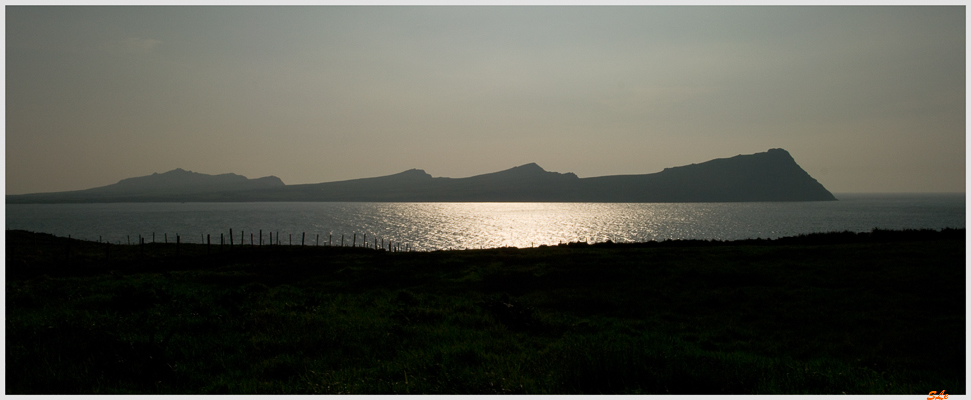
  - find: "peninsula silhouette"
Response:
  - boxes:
[6,149,836,203]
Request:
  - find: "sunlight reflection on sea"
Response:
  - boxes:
[5,194,964,251]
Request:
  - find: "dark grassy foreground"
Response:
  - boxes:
[6,228,966,394]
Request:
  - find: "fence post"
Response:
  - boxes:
[353,233,356,248]
[207,234,211,254]
[230,229,234,248]
[260,230,263,246]
[302,232,306,246]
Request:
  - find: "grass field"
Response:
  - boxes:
[5,228,965,394]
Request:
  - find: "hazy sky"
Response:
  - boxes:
[6,6,966,194]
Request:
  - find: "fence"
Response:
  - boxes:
[93,229,414,253]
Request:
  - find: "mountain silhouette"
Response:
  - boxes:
[109,168,284,193]
[8,168,284,203]
[576,148,834,202]
[6,149,836,203]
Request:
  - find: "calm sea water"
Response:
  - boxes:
[5,194,965,251]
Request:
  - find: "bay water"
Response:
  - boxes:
[5,193,964,252]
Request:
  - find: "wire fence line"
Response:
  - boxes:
[96,229,417,252]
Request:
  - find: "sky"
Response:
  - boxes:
[5,6,966,194]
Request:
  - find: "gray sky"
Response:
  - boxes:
[5,6,966,194]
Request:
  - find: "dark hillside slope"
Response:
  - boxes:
[5,229,963,394]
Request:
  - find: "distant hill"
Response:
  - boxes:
[7,169,284,203]
[6,149,836,203]
[575,148,836,202]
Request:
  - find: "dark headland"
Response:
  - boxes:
[6,149,836,203]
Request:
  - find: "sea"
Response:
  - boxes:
[5,193,965,252]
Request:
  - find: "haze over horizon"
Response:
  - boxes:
[6,6,966,195]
